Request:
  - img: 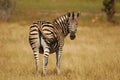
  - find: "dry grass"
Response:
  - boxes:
[0,23,120,80]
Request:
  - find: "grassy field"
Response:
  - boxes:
[0,0,120,80]
[0,22,120,80]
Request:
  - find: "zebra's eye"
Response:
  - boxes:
[66,19,69,23]
[67,22,70,25]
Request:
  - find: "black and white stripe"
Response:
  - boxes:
[29,12,80,76]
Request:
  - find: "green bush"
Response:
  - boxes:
[102,0,115,22]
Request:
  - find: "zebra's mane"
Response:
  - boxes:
[53,14,68,25]
[52,14,69,37]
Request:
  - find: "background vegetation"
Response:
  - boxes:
[0,0,120,80]
[0,0,120,23]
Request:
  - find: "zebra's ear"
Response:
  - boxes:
[77,12,80,17]
[67,12,71,17]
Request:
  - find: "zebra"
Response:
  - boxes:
[29,12,80,76]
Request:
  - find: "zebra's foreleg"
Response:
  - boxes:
[56,50,62,74]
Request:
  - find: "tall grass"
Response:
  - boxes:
[0,23,120,80]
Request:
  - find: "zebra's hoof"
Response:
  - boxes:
[41,72,46,77]
[57,71,60,75]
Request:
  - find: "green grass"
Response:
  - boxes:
[15,0,101,11]
[9,0,120,23]
[15,0,120,11]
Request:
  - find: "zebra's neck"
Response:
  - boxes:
[53,15,69,37]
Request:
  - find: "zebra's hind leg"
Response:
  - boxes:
[34,52,39,75]
[42,53,49,76]
[41,37,50,76]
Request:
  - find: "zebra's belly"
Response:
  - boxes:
[49,42,59,53]
[39,43,59,54]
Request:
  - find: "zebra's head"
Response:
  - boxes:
[67,12,80,40]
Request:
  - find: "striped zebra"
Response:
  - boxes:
[29,12,80,76]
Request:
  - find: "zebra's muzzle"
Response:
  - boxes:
[70,33,76,40]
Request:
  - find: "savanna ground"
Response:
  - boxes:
[0,0,120,80]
